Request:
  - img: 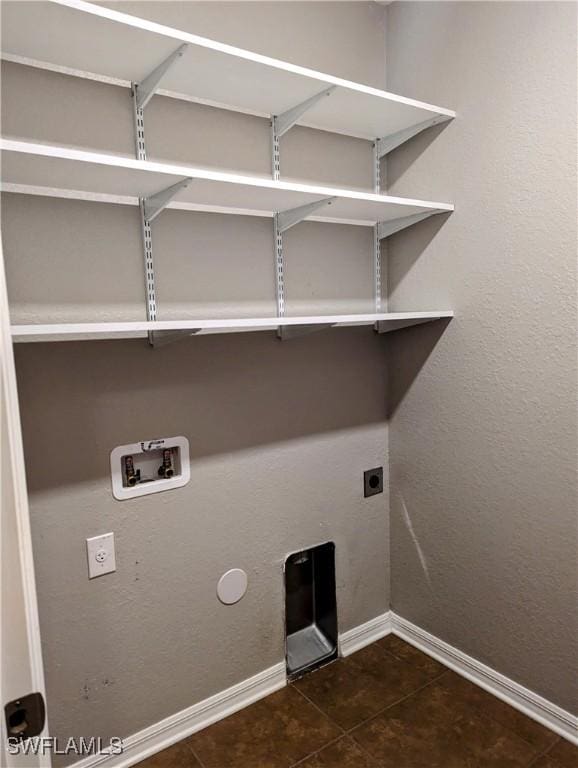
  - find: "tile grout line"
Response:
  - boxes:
[346,668,452,736]
[290,679,355,765]
[290,646,451,767]
[291,682,346,735]
[346,670,452,764]
[295,683,382,768]
[525,738,562,768]
[288,734,347,768]
[385,640,566,759]
[339,641,445,766]
[186,740,208,768]
[366,642,563,761]
[346,668,562,766]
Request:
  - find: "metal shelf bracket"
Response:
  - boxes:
[377,210,443,241]
[139,178,192,347]
[375,317,438,334]
[271,86,336,180]
[134,43,189,111]
[278,323,336,341]
[277,197,336,233]
[373,209,446,325]
[131,43,189,160]
[377,114,451,159]
[274,197,335,332]
[142,178,193,223]
[149,329,201,347]
[373,115,451,193]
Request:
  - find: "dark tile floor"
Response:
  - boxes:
[137,637,577,768]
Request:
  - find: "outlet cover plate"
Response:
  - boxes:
[364,467,383,497]
[86,532,116,579]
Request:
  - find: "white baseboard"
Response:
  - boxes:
[71,610,576,768]
[392,613,578,746]
[339,611,393,656]
[70,662,287,768]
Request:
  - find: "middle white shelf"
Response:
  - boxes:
[0,139,453,227]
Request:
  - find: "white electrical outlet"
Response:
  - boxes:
[86,533,116,579]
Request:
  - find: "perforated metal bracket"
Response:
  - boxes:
[139,178,192,346]
[277,323,336,341]
[373,209,447,320]
[139,199,158,330]
[373,224,382,313]
[373,115,452,193]
[377,114,451,159]
[372,140,382,194]
[143,178,192,222]
[149,329,201,348]
[274,86,336,139]
[273,213,285,318]
[375,317,440,334]
[132,90,147,161]
[271,86,336,180]
[377,210,444,241]
[274,197,335,322]
[277,197,336,233]
[135,43,188,111]
[131,43,189,160]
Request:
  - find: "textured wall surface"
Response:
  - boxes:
[2,2,391,758]
[386,1,578,714]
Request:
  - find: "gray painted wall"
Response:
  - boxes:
[385,1,577,714]
[2,2,391,758]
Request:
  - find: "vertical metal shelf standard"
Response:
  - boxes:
[273,198,335,339]
[131,44,194,346]
[270,88,339,338]
[370,113,452,321]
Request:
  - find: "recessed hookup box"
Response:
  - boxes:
[285,541,338,680]
[110,436,190,500]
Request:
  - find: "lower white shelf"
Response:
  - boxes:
[11,311,453,342]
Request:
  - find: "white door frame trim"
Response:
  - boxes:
[0,239,50,765]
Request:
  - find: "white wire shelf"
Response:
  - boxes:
[11,312,454,343]
[1,0,455,142]
[0,139,453,227]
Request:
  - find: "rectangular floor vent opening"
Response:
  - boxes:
[284,542,338,680]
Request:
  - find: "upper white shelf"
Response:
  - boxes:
[0,139,453,226]
[1,0,455,141]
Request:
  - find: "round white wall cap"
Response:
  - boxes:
[217,568,248,605]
